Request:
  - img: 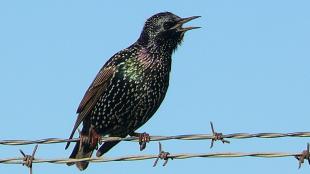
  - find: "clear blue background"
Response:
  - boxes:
[1,0,310,173]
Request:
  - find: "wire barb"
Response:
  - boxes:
[19,144,38,174]
[153,142,172,167]
[295,143,310,169]
[210,122,230,148]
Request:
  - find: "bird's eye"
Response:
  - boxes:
[164,22,174,30]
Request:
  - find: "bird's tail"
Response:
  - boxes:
[67,141,94,171]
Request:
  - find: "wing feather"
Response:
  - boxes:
[65,66,115,149]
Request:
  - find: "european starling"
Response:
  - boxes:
[66,12,200,170]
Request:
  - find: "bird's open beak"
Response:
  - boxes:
[171,16,201,32]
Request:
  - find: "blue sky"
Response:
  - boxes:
[1,0,310,173]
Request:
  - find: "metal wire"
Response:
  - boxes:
[1,125,309,171]
[1,132,310,146]
[0,151,302,165]
[0,135,309,173]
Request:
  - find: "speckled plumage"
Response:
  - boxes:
[89,45,171,136]
[66,12,200,170]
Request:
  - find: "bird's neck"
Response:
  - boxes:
[137,37,179,55]
[135,43,172,65]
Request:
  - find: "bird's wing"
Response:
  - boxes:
[65,65,115,149]
[77,66,115,113]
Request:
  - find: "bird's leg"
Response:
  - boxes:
[78,129,89,150]
[129,132,150,151]
[89,126,102,150]
[79,126,101,150]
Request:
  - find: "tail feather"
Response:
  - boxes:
[67,141,94,171]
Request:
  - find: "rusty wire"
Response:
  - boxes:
[153,142,172,167]
[295,143,310,168]
[210,122,230,148]
[19,145,38,174]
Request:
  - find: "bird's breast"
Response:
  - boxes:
[115,56,171,126]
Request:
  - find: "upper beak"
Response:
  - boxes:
[171,16,201,32]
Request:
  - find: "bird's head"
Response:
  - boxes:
[138,12,200,53]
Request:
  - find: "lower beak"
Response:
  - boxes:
[171,16,201,32]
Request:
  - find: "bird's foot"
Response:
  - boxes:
[79,127,101,150]
[130,132,150,151]
[89,127,102,150]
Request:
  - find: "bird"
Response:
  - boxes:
[65,12,200,170]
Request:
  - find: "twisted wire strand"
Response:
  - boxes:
[0,152,301,165]
[1,132,310,146]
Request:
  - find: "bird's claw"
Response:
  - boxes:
[130,132,150,151]
[139,132,150,151]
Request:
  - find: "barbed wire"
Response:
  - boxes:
[0,152,302,164]
[1,122,310,146]
[1,123,310,173]
[2,132,310,145]
[0,142,309,168]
